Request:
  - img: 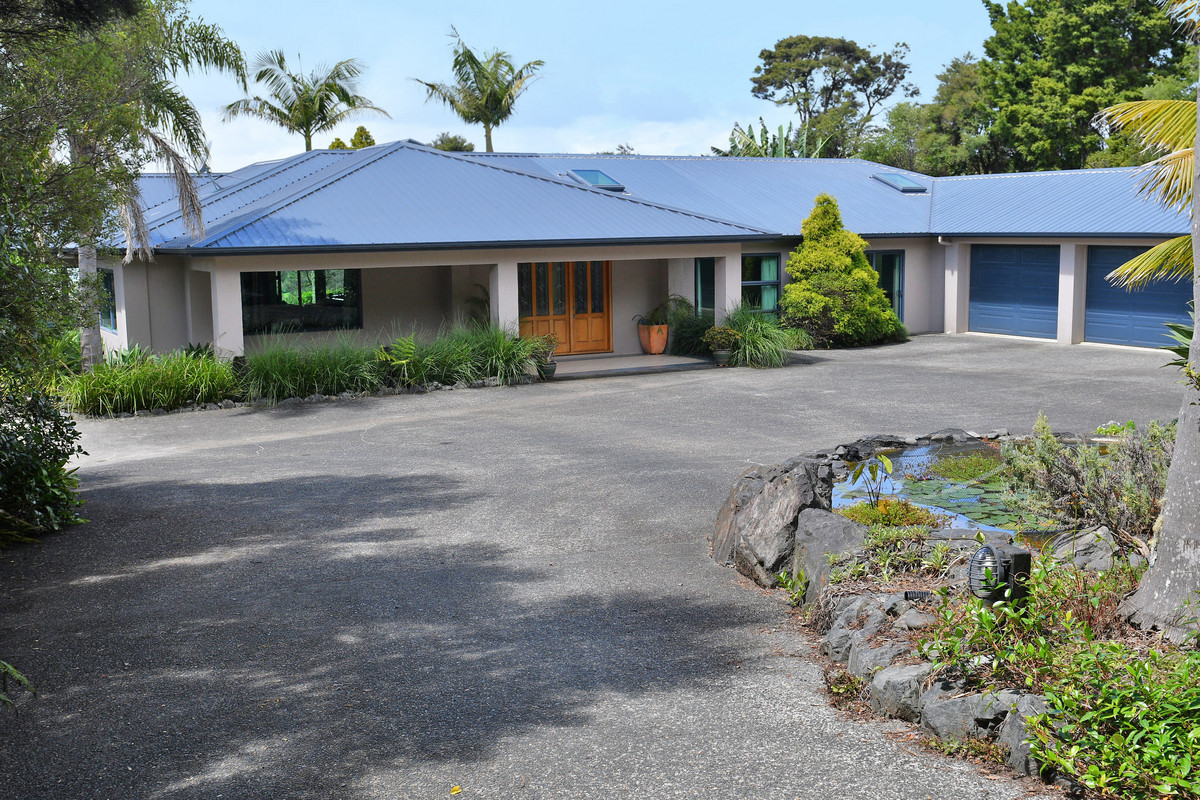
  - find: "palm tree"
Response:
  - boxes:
[414,28,543,153]
[1098,0,1200,642]
[225,51,389,152]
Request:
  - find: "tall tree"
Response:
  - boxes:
[414,28,543,153]
[750,36,915,157]
[1095,0,1200,643]
[428,132,475,152]
[711,118,827,158]
[981,0,1187,171]
[225,51,388,152]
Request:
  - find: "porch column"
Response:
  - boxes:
[489,259,520,329]
[714,248,742,323]
[1057,244,1088,344]
[667,258,693,303]
[942,242,972,333]
[210,267,245,357]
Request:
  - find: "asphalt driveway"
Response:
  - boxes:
[0,334,1187,799]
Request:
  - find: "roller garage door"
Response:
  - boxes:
[969,244,1059,338]
[1085,246,1193,348]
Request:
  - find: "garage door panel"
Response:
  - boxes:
[969,245,1059,339]
[1085,246,1192,348]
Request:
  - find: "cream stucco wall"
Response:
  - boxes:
[612,259,668,355]
[865,237,945,335]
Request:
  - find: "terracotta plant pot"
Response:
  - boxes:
[712,348,732,367]
[638,323,669,355]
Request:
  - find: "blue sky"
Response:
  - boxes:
[180,0,997,170]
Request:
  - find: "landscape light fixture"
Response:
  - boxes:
[967,544,1032,605]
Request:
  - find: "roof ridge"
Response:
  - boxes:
[189,141,774,249]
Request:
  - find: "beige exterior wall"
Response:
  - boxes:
[612,259,667,355]
[865,236,945,335]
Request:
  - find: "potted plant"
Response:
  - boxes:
[633,294,692,355]
[535,333,560,380]
[702,325,740,366]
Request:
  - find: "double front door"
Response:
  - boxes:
[517,261,611,354]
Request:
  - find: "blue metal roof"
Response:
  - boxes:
[131,142,1188,254]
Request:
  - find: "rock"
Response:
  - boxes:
[220,399,235,409]
[977,688,1022,733]
[118,411,133,419]
[848,639,909,678]
[919,682,986,741]
[965,430,981,439]
[820,603,887,663]
[883,593,910,617]
[712,458,832,570]
[452,381,468,390]
[1050,527,1116,572]
[984,428,1009,440]
[869,663,932,721]
[996,694,1047,776]
[904,437,919,446]
[894,609,936,630]
[790,509,867,605]
[134,409,150,417]
[484,377,501,387]
[732,539,779,589]
[926,428,976,443]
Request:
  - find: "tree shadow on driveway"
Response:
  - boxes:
[0,471,758,799]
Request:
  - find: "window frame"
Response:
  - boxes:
[866,250,905,321]
[98,268,117,332]
[740,252,782,314]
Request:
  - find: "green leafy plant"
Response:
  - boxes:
[701,326,740,351]
[59,349,242,415]
[776,568,809,607]
[823,665,868,710]
[780,194,907,348]
[927,449,1003,482]
[0,659,33,707]
[634,293,692,326]
[532,333,560,364]
[837,497,946,528]
[782,326,815,351]
[851,453,893,506]
[1162,301,1193,368]
[244,335,384,403]
[376,323,539,389]
[1095,420,1136,436]
[668,309,714,357]
[722,304,793,367]
[1,391,85,543]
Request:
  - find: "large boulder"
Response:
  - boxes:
[820,602,888,663]
[790,509,868,605]
[919,683,1021,741]
[847,639,909,679]
[711,457,832,571]
[869,663,933,722]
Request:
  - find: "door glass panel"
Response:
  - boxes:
[552,263,566,315]
[575,262,587,314]
[535,263,549,317]
[591,262,605,313]
[518,264,532,317]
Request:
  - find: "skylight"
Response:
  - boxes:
[568,169,625,192]
[871,173,928,194]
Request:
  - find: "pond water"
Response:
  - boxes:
[832,442,1047,533]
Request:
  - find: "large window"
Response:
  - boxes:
[99,268,117,332]
[241,269,363,335]
[866,251,904,320]
[741,253,780,314]
[694,257,715,316]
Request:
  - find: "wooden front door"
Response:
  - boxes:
[518,261,611,354]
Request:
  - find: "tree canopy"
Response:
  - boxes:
[428,132,475,151]
[226,51,388,152]
[414,28,542,153]
[750,35,915,157]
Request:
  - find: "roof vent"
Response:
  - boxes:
[872,172,927,193]
[567,169,625,192]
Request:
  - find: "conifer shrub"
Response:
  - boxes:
[780,193,907,348]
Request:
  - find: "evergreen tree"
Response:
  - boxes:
[780,194,905,347]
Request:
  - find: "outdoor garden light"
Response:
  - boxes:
[967,544,1032,605]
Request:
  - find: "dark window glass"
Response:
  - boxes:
[574,262,587,314]
[741,253,781,313]
[867,251,904,319]
[99,268,117,331]
[518,263,533,317]
[241,269,363,335]
[535,263,549,317]
[590,261,604,313]
[695,258,715,315]
[552,263,566,315]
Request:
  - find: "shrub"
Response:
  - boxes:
[58,350,241,415]
[701,326,740,351]
[243,336,384,403]
[828,523,956,586]
[669,309,713,356]
[838,498,946,528]
[1,391,85,543]
[376,323,538,388]
[1029,645,1200,799]
[782,326,815,350]
[1002,414,1174,555]
[779,193,907,348]
[722,305,792,367]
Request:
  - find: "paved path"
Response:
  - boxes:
[0,335,1186,799]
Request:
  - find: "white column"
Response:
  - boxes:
[714,247,742,323]
[1057,244,1088,344]
[489,260,520,329]
[942,242,972,333]
[667,257,692,303]
[210,267,245,357]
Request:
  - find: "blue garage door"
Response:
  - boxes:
[969,245,1059,338]
[1085,246,1193,348]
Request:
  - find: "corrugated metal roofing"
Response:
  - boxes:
[927,169,1188,236]
[142,141,773,252]
[467,153,936,237]
[132,140,1188,254]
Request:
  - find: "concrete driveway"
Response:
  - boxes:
[0,335,1186,799]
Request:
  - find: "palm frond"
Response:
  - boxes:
[1107,235,1195,288]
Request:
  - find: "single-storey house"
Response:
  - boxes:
[98,139,1193,358]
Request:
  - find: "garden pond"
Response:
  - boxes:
[833,441,1059,536]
